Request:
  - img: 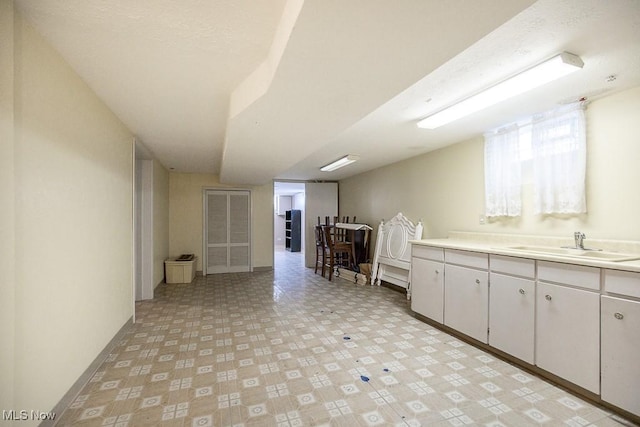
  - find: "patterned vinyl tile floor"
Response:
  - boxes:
[55,249,637,426]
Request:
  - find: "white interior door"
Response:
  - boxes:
[205,190,251,274]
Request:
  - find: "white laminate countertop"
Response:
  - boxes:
[410,236,640,273]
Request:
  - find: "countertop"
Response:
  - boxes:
[410,235,640,273]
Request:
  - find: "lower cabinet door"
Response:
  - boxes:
[489,274,535,364]
[411,258,444,323]
[536,282,600,393]
[601,295,640,417]
[444,264,489,343]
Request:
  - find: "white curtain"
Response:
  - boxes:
[531,103,586,214]
[484,124,522,217]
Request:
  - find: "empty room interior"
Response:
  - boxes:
[2,0,640,426]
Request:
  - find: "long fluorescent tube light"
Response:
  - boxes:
[417,52,584,129]
[320,154,360,172]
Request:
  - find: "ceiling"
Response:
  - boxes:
[15,0,640,186]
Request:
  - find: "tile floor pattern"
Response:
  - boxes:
[56,250,637,427]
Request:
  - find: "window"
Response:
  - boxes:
[484,103,586,217]
[530,104,587,214]
[484,124,522,217]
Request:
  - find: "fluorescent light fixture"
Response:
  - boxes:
[320,154,360,172]
[417,52,584,129]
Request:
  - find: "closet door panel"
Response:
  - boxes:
[205,190,250,274]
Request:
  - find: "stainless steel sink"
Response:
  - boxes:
[505,245,640,262]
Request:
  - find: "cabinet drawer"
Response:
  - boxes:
[603,269,640,298]
[445,249,488,270]
[537,261,600,291]
[490,255,535,278]
[412,245,444,262]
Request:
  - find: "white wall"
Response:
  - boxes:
[340,87,640,243]
[5,6,135,422]
[169,173,273,271]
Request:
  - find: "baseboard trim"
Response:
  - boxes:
[44,317,133,427]
[253,266,273,272]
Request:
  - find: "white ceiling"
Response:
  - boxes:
[15,0,640,185]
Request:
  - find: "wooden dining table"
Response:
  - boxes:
[335,223,373,272]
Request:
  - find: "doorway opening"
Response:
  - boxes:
[273,181,306,269]
[134,141,154,305]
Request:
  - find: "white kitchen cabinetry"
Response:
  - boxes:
[411,246,444,323]
[275,195,292,215]
[489,255,535,364]
[601,269,640,417]
[410,241,640,421]
[536,264,601,393]
[444,250,489,343]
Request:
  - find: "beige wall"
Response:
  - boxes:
[153,159,170,286]
[0,0,16,412]
[340,86,640,242]
[5,8,134,421]
[169,173,274,271]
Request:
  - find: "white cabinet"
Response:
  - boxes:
[444,250,489,343]
[275,195,292,215]
[536,281,600,393]
[489,255,535,364]
[410,242,640,420]
[411,245,444,323]
[601,269,640,417]
[601,295,640,417]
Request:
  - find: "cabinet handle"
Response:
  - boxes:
[614,312,624,320]
[475,279,480,284]
[519,288,525,295]
[435,269,440,274]
[545,294,552,301]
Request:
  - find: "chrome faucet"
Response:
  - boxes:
[574,231,586,249]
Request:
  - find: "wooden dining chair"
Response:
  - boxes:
[323,225,353,281]
[314,225,328,277]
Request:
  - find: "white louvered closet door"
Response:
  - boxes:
[205,190,251,274]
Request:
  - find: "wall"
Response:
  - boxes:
[304,182,338,267]
[0,0,16,413]
[153,158,170,286]
[340,87,640,242]
[5,6,134,422]
[169,173,273,271]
